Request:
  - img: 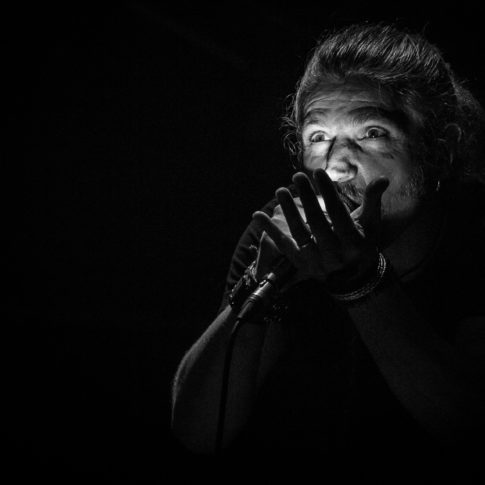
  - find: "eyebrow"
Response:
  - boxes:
[303,106,410,132]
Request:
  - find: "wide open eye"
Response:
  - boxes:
[308,131,332,143]
[362,126,388,139]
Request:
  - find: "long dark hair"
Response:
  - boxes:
[283,23,485,186]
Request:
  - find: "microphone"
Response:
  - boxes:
[236,256,296,321]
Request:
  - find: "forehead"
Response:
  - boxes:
[302,83,414,133]
[303,82,394,119]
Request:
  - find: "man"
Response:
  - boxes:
[171,23,485,478]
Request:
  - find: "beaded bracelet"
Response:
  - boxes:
[330,252,388,302]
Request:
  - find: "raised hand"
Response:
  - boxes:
[252,168,389,292]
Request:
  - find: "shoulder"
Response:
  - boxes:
[442,180,485,231]
[443,181,485,276]
[439,181,485,320]
[455,315,485,379]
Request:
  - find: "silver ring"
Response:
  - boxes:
[297,235,315,249]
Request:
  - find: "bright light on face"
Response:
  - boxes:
[301,83,425,226]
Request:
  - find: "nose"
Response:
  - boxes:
[324,137,358,183]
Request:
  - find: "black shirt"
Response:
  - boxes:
[217,183,485,480]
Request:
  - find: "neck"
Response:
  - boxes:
[382,195,446,280]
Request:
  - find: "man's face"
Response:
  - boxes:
[301,83,425,229]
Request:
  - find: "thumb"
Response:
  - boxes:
[358,177,389,243]
[255,232,281,280]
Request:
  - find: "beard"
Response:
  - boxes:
[334,164,427,213]
[335,181,366,211]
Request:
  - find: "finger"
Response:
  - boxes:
[313,169,361,245]
[359,177,390,243]
[292,172,337,247]
[252,211,301,265]
[275,188,313,246]
[255,233,280,279]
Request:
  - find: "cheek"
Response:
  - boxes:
[302,146,328,170]
[363,143,413,183]
[365,140,400,164]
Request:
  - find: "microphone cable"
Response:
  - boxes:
[214,258,295,455]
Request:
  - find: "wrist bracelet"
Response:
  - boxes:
[228,260,258,312]
[330,252,388,302]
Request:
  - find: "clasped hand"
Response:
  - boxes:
[252,169,389,293]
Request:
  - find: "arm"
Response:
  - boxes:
[171,304,289,454]
[171,305,263,454]
[171,207,290,454]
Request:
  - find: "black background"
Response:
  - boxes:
[6,2,485,480]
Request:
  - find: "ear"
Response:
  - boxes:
[437,123,462,179]
[443,123,462,165]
